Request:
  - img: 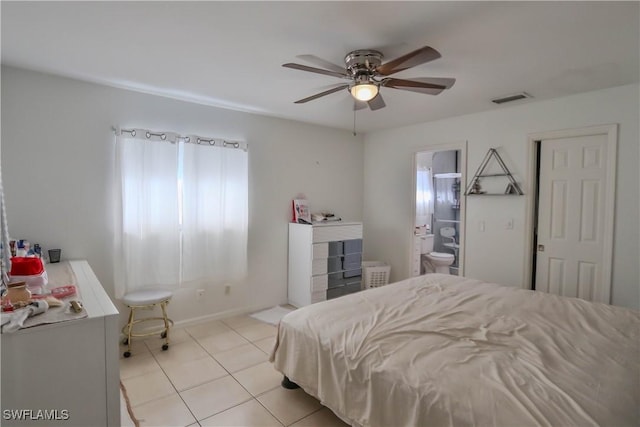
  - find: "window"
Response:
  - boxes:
[115,129,248,296]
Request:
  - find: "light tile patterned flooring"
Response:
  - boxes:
[120,313,348,427]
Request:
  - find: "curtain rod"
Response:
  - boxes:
[112,127,247,151]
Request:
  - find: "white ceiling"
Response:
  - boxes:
[2,1,638,133]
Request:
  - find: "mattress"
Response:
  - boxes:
[270,273,640,427]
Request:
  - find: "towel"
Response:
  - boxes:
[1,300,49,333]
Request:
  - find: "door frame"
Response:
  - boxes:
[523,124,617,301]
[410,141,468,277]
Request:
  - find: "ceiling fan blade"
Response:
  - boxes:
[376,46,441,76]
[353,100,368,111]
[297,55,347,74]
[367,93,386,111]
[283,63,350,79]
[294,84,349,104]
[403,77,456,89]
[383,77,456,95]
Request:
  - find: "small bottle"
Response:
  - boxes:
[16,241,27,257]
[1,297,14,312]
[6,281,31,304]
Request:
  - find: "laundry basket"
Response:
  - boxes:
[362,261,391,289]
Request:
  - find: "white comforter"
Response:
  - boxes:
[270,274,640,427]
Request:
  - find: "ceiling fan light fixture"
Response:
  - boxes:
[285,45,453,109]
[350,83,378,102]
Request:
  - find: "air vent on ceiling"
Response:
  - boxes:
[491,92,532,105]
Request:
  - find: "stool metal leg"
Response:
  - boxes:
[120,299,173,356]
[123,306,134,358]
[160,300,170,351]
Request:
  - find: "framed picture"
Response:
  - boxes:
[292,199,311,224]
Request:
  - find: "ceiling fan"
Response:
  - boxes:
[282,45,455,111]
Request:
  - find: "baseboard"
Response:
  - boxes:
[119,303,279,340]
[172,303,275,329]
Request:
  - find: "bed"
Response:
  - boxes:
[270,273,639,427]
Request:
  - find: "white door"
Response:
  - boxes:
[535,127,616,303]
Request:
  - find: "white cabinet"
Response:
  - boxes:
[1,260,120,427]
[288,222,363,307]
[412,235,426,277]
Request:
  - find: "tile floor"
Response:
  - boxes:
[120,313,348,427]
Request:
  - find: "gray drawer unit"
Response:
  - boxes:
[288,222,363,307]
[326,281,362,300]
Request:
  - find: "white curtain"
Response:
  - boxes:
[415,168,433,227]
[115,130,248,298]
[1,171,12,284]
[181,142,248,287]
[116,135,181,296]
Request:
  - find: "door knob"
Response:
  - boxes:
[538,244,545,252]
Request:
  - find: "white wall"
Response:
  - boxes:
[1,66,364,326]
[363,84,639,309]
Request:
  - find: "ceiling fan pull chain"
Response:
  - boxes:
[353,109,357,136]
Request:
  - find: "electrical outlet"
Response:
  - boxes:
[196,289,205,299]
[224,285,231,295]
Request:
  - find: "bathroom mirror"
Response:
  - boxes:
[411,142,467,277]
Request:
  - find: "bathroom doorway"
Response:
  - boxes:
[411,142,467,277]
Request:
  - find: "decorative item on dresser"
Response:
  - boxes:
[288,222,363,307]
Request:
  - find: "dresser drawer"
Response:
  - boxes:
[311,291,326,303]
[312,224,362,243]
[312,243,328,259]
[327,281,362,300]
[311,275,328,292]
[312,259,327,276]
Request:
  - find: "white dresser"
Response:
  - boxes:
[1,260,120,426]
[288,222,363,307]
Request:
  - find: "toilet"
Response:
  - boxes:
[421,234,455,274]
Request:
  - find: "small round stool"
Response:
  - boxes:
[121,289,174,358]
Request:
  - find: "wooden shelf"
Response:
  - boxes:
[467,193,524,196]
[465,148,524,195]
